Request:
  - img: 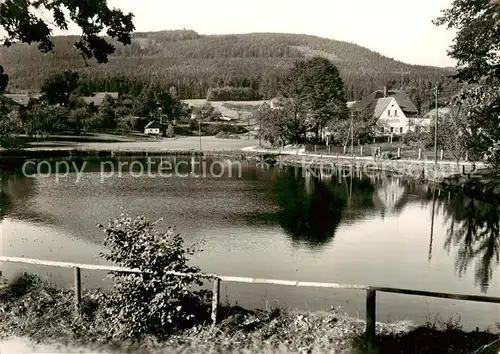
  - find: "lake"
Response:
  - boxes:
[0,156,499,331]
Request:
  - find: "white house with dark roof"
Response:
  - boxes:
[350,88,431,136]
[144,121,168,135]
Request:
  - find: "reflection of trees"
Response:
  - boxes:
[0,189,10,221]
[428,190,500,293]
[0,166,49,223]
[441,193,499,293]
[273,170,375,248]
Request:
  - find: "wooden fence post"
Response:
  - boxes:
[440,149,444,161]
[211,278,220,326]
[328,146,331,154]
[397,147,401,158]
[366,288,376,343]
[74,267,82,311]
[343,145,347,154]
[418,149,422,160]
[314,145,317,153]
[360,146,363,156]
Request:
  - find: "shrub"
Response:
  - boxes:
[204,123,246,136]
[165,124,175,138]
[215,131,241,139]
[97,214,211,340]
[403,131,433,150]
[0,272,42,302]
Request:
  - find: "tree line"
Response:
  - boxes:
[1,31,461,105]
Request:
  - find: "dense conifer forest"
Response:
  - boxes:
[1,29,459,111]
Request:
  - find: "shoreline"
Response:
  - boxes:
[1,146,496,197]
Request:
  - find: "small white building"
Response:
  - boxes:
[144,121,167,135]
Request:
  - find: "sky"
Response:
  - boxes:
[3,0,458,67]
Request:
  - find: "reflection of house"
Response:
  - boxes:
[82,92,119,106]
[144,121,167,135]
[372,179,406,214]
[350,88,430,136]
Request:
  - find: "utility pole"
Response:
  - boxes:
[258,103,262,146]
[350,111,354,156]
[198,118,202,151]
[434,85,439,165]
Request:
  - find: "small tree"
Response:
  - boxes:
[40,70,80,106]
[98,94,117,129]
[435,110,467,166]
[165,124,175,138]
[68,107,91,134]
[97,214,210,339]
[0,109,23,149]
[451,84,500,171]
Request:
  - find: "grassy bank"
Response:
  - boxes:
[0,274,498,354]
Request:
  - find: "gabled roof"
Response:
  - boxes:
[3,94,30,106]
[371,98,393,119]
[144,121,168,129]
[82,92,119,106]
[352,89,418,115]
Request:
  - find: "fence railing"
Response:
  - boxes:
[305,144,470,162]
[2,256,500,343]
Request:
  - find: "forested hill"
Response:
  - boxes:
[1,29,458,106]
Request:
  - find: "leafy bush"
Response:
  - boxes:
[204,123,246,136]
[0,272,42,302]
[97,214,211,339]
[403,131,433,150]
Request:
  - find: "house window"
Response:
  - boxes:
[390,127,394,133]
[380,126,384,133]
[387,110,391,117]
[400,127,403,133]
[394,110,398,117]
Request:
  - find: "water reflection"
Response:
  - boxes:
[273,169,376,248]
[0,190,9,221]
[432,191,500,293]
[0,157,499,293]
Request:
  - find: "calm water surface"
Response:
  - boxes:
[0,157,499,330]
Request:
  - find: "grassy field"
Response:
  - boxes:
[17,135,259,152]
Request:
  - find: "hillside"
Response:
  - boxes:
[0,29,458,105]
